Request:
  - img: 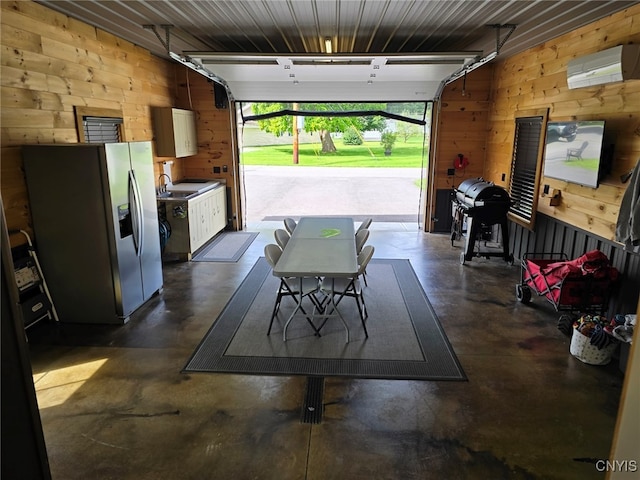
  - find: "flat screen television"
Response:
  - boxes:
[542,120,611,188]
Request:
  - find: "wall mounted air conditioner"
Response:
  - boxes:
[567,44,640,89]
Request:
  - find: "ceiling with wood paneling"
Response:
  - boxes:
[36,1,637,101]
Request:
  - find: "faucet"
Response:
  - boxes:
[158,173,172,194]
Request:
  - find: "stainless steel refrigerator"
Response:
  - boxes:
[22,141,163,324]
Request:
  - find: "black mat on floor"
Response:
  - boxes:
[183,258,466,381]
[191,232,259,262]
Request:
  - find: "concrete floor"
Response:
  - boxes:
[26,221,625,480]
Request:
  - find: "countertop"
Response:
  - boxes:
[157,180,224,201]
[167,180,221,193]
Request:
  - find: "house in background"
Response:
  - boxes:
[1,2,639,478]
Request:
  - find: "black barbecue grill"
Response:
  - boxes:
[451,178,513,265]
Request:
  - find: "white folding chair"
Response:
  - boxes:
[264,244,322,336]
[274,228,290,250]
[355,228,369,254]
[356,217,372,234]
[284,217,297,235]
[355,229,371,285]
[318,245,375,337]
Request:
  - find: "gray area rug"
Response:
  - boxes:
[192,232,259,262]
[183,258,466,380]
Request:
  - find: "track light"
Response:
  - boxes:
[324,37,332,54]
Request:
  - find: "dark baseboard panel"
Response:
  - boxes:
[509,213,639,316]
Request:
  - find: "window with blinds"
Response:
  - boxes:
[508,116,543,226]
[82,116,123,143]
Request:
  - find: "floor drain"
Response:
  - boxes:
[301,376,324,424]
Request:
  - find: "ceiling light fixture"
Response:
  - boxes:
[324,37,332,54]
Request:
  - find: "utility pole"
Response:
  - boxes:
[292,102,299,164]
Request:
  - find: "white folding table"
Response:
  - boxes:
[273,216,358,342]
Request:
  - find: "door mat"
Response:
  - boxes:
[192,232,259,262]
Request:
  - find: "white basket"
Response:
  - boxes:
[570,328,618,365]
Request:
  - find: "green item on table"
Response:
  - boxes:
[320,228,341,238]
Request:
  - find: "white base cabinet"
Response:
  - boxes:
[161,186,226,259]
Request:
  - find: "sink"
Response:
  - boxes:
[158,180,221,201]
[156,191,199,200]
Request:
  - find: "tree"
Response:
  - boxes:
[342,126,363,145]
[251,102,387,155]
[397,122,422,142]
[302,103,387,153]
[251,102,292,136]
[381,130,397,155]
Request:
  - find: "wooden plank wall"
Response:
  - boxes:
[426,67,494,229]
[1,0,174,242]
[0,1,242,244]
[485,5,640,242]
[169,67,240,229]
[431,5,640,314]
[432,5,640,242]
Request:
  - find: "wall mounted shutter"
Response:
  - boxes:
[508,116,543,223]
[82,116,123,143]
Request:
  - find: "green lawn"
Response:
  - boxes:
[240,137,427,167]
[568,158,600,171]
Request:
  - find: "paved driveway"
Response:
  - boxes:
[241,165,424,223]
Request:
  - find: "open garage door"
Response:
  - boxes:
[236,102,431,230]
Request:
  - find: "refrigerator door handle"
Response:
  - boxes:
[129,170,145,257]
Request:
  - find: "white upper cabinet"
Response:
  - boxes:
[153,108,197,157]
